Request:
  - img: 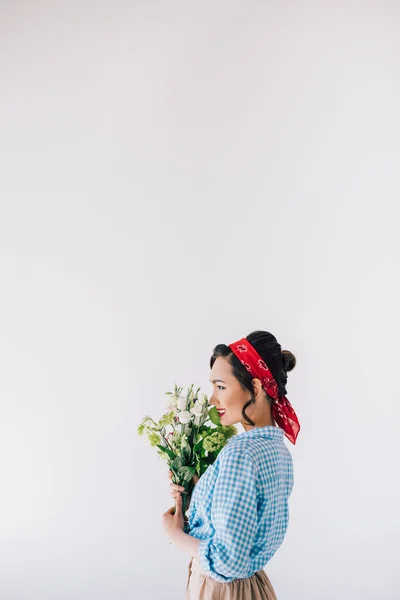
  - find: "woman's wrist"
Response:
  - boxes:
[170,529,200,560]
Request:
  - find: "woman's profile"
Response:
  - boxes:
[162,330,300,599]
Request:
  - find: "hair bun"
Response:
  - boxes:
[282,349,296,372]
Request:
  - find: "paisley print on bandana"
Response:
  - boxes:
[228,338,300,444]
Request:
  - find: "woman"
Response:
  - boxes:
[162,330,300,599]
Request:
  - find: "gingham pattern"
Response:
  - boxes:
[184,426,294,583]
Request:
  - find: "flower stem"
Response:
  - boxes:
[182,491,187,517]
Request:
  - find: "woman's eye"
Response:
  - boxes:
[217,385,225,391]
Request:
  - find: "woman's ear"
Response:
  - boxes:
[252,378,264,399]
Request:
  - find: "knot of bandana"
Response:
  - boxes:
[228,338,300,445]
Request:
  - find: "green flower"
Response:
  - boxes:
[203,431,225,453]
[137,424,145,436]
[148,432,161,447]
[170,433,180,451]
[223,425,237,439]
[159,411,175,427]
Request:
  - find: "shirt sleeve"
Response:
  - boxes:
[198,449,258,582]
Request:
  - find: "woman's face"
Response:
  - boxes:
[208,356,255,427]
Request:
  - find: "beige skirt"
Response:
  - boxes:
[185,556,278,600]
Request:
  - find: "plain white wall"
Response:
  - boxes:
[0,1,399,599]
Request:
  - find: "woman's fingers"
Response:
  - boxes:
[169,469,197,510]
[170,479,186,501]
[170,483,186,492]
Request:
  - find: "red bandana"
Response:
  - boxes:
[228,338,300,444]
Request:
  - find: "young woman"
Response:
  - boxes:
[162,330,300,600]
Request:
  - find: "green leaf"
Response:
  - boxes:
[156,445,176,461]
[178,466,196,483]
[193,440,203,453]
[182,444,191,464]
[208,406,221,426]
[199,461,212,476]
[172,457,183,471]
[199,425,213,436]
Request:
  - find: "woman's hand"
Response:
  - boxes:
[163,470,200,544]
[162,492,185,542]
[162,492,202,559]
[168,470,199,512]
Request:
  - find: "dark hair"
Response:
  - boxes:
[210,330,296,427]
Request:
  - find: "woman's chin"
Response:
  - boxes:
[220,413,233,426]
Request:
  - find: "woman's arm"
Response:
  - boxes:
[198,449,259,582]
[167,469,201,559]
[163,486,201,559]
[170,529,201,561]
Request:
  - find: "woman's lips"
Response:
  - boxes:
[217,409,226,416]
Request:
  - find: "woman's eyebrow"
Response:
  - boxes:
[209,379,226,384]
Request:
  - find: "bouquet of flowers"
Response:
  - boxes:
[138,383,237,516]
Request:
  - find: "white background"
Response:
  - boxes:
[0,1,399,599]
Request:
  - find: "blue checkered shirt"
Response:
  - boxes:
[184,425,294,583]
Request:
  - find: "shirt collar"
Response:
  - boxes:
[232,425,284,441]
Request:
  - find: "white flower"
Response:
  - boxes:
[166,397,178,412]
[189,389,196,402]
[190,402,203,418]
[199,393,208,405]
[178,410,193,424]
[193,415,201,426]
[177,395,188,411]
